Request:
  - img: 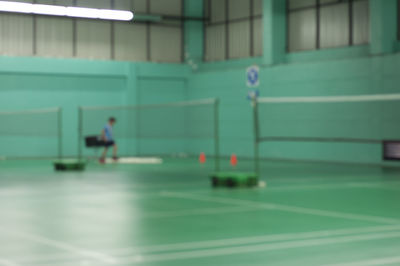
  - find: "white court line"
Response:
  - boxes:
[184,182,400,193]
[323,256,400,266]
[0,230,117,265]
[107,224,400,256]
[269,177,400,185]
[141,206,260,218]
[10,176,398,200]
[0,259,18,266]
[118,231,400,264]
[19,231,400,266]
[255,181,400,192]
[161,192,400,224]
[0,182,208,198]
[266,182,400,191]
[54,206,260,221]
[13,226,400,265]
[351,183,400,192]
[0,206,261,227]
[87,180,399,196]
[154,181,400,195]
[13,253,87,265]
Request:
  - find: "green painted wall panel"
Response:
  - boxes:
[189,52,400,164]
[2,0,400,167]
[0,56,190,159]
[136,77,187,156]
[185,0,400,165]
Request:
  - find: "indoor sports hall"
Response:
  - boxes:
[1,0,400,265]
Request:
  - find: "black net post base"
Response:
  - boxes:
[210,172,259,188]
[54,160,86,171]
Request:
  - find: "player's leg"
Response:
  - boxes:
[112,143,118,161]
[100,147,108,163]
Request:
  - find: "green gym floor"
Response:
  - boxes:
[1,159,400,266]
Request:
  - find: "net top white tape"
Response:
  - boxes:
[0,107,61,115]
[81,98,218,111]
[257,94,400,103]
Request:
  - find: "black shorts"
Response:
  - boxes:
[104,140,115,147]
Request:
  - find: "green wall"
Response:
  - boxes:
[0,56,190,158]
[188,0,400,164]
[2,0,400,165]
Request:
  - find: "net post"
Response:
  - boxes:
[214,98,220,172]
[58,107,63,160]
[78,107,82,162]
[252,97,260,176]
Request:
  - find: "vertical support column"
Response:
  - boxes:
[110,0,115,60]
[316,0,321,49]
[72,0,77,57]
[250,0,255,57]
[146,0,151,61]
[370,0,398,55]
[184,0,204,66]
[58,108,63,160]
[263,0,286,65]
[181,0,185,63]
[126,64,139,156]
[225,0,229,60]
[214,98,220,172]
[32,0,37,56]
[349,0,354,46]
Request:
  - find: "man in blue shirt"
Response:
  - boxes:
[99,117,118,164]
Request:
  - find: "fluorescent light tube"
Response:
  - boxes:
[0,1,134,21]
[0,1,32,13]
[66,7,99,19]
[32,4,67,16]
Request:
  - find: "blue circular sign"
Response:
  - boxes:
[247,66,259,87]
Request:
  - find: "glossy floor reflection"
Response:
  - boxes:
[0,158,400,266]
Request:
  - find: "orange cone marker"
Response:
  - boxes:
[230,154,238,167]
[199,152,206,164]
